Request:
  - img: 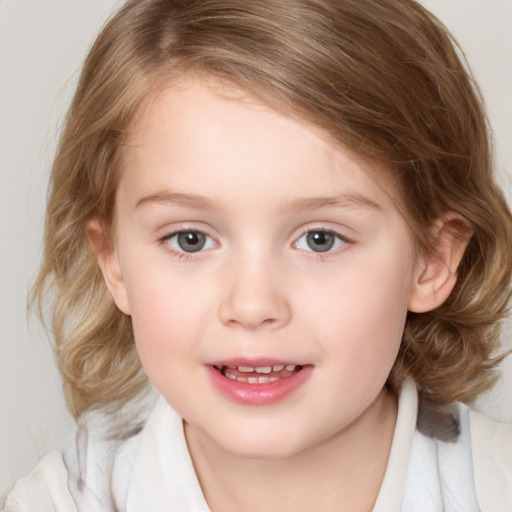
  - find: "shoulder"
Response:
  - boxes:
[468,407,512,510]
[400,383,512,511]
[3,452,77,512]
[4,390,158,512]
[3,432,142,512]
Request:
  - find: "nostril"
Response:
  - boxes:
[219,302,288,329]
[217,270,292,329]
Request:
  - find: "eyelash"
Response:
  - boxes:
[158,227,352,261]
[158,229,217,261]
[293,228,352,260]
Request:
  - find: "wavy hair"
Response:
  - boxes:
[33,0,512,418]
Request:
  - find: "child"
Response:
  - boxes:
[5,0,512,510]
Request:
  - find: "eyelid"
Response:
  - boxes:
[158,224,219,259]
[294,224,352,242]
[167,231,216,252]
[157,221,216,240]
[292,226,353,256]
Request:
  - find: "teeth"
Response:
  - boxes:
[218,364,300,380]
[220,363,301,384]
[234,364,290,373]
[257,376,280,384]
[227,374,282,384]
[254,366,272,374]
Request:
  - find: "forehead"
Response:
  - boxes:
[120,76,399,212]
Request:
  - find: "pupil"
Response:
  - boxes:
[178,232,205,252]
[307,231,334,252]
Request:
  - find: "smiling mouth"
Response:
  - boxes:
[213,364,303,384]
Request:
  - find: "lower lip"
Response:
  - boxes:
[206,365,313,405]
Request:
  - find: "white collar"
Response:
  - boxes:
[125,379,478,511]
[372,379,418,511]
[126,396,210,511]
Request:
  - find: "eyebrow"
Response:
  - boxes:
[135,190,381,212]
[280,194,381,212]
[135,191,221,211]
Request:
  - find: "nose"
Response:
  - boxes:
[218,256,292,330]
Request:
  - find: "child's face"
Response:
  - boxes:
[103,78,423,459]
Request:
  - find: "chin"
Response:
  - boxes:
[224,442,303,461]
[206,424,313,461]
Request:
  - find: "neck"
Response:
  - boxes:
[185,388,398,512]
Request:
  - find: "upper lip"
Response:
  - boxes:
[209,358,305,368]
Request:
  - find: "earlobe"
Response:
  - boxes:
[87,217,131,315]
[408,214,473,313]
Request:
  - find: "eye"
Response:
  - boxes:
[165,231,215,253]
[294,230,346,253]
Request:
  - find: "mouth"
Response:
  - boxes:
[213,364,303,384]
[207,361,312,405]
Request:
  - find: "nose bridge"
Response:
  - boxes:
[218,246,291,330]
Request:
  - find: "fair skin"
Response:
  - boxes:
[91,77,468,511]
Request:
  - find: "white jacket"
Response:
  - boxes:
[4,380,512,511]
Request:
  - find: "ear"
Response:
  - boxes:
[408,214,473,313]
[87,217,131,315]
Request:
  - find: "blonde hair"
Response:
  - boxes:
[33,0,512,418]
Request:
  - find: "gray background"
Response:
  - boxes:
[1,0,511,500]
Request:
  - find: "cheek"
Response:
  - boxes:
[126,281,200,395]
[303,250,414,362]
[123,269,215,407]
[123,268,196,352]
[122,259,222,372]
